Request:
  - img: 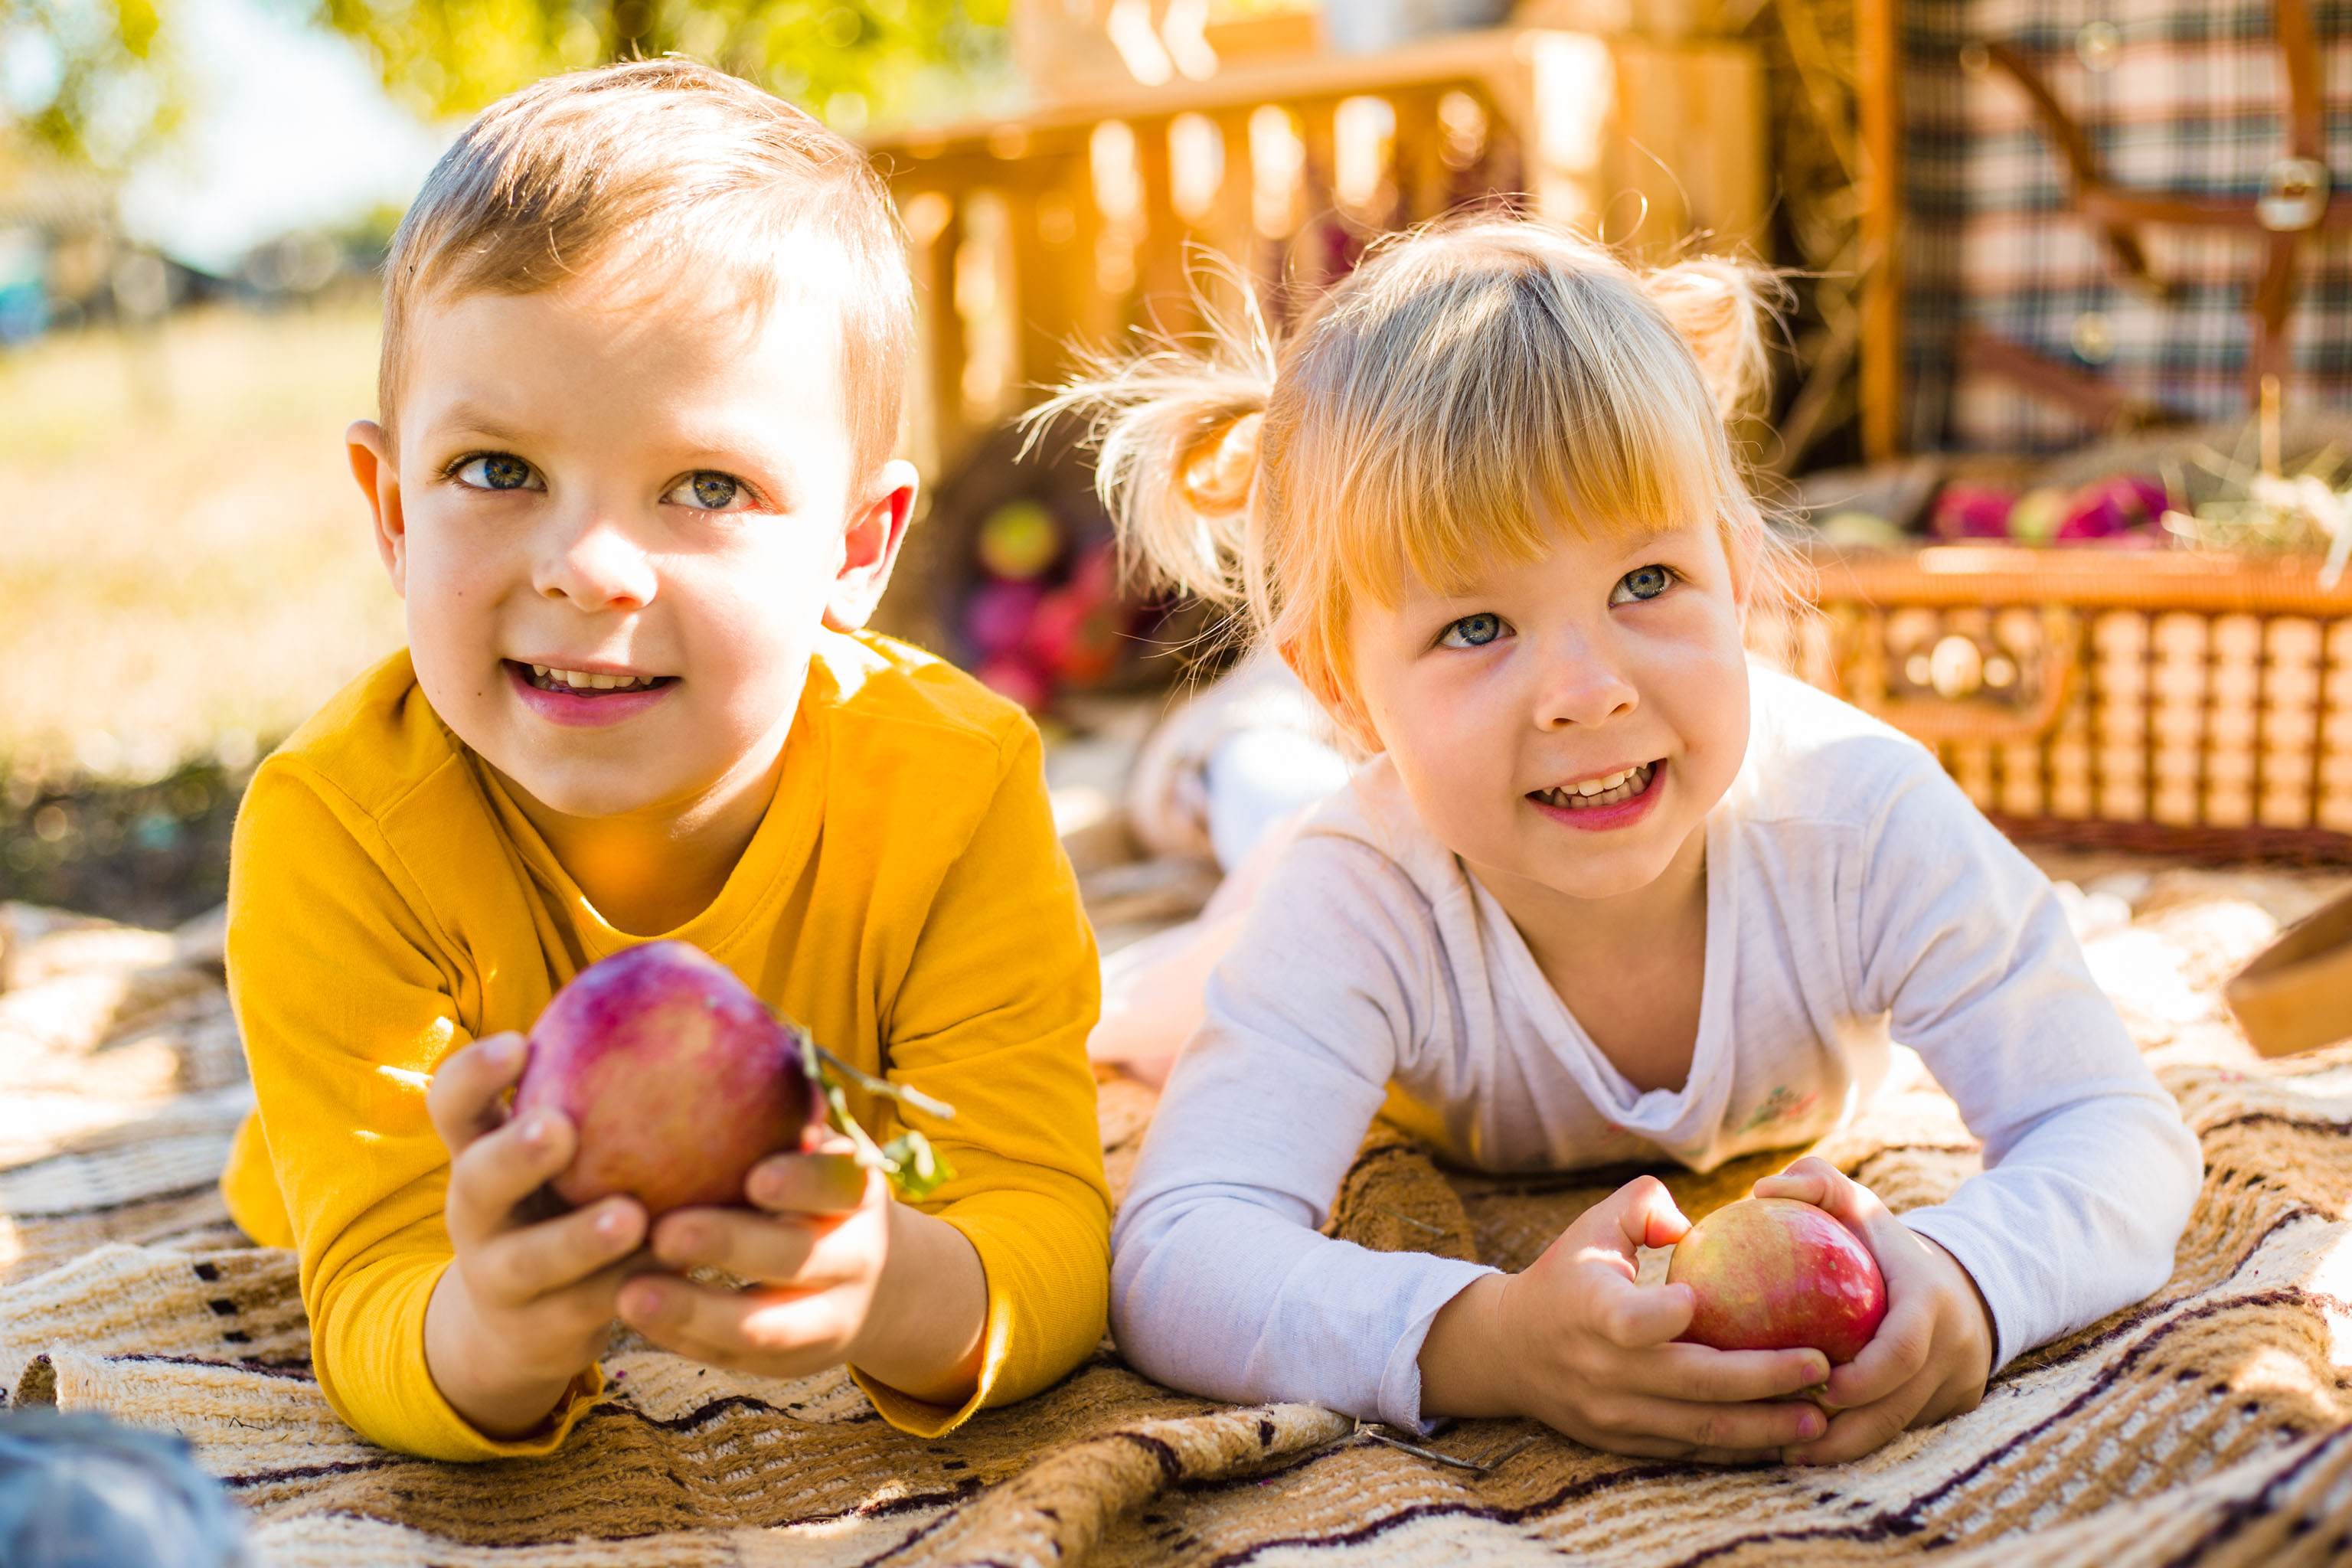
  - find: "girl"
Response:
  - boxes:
[1058,220,2200,1466]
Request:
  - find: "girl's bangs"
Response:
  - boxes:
[1306,259,1732,609]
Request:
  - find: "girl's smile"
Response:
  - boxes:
[1528,758,1665,831]
[1346,511,1750,909]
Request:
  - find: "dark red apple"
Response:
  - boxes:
[511,941,821,1217]
[1666,1197,1888,1364]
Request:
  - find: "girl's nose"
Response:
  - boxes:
[1534,633,1639,730]
[535,510,657,612]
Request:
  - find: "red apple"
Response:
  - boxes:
[511,941,822,1217]
[1666,1197,1888,1364]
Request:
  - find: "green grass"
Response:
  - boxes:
[0,301,406,784]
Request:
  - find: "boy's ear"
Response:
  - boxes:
[824,459,920,633]
[348,420,409,599]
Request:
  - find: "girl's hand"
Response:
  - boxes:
[617,1139,989,1406]
[423,1032,652,1439]
[1750,1156,1994,1465]
[1419,1175,1833,1461]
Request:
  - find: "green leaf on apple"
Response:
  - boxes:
[789,1025,959,1200]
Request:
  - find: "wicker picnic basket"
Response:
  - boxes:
[1769,547,2352,863]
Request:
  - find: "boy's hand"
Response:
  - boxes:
[1750,1157,1994,1465]
[616,1140,989,1406]
[1419,1175,1833,1462]
[423,1032,652,1440]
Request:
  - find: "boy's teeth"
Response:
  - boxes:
[528,664,658,694]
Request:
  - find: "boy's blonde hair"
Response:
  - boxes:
[380,59,910,480]
[1046,220,1792,715]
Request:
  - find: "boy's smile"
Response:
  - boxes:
[348,265,916,929]
[507,660,677,728]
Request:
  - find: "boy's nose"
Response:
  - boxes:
[537,514,657,612]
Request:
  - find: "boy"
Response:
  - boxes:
[217,60,1111,1460]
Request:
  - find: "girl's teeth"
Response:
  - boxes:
[1542,763,1655,809]
[531,664,548,678]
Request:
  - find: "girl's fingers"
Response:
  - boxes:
[1585,1269,1694,1348]
[649,1207,838,1285]
[1626,1341,1832,1403]
[1782,1381,1924,1465]
[1610,1393,1826,1454]
[473,1196,646,1304]
[1822,1292,1934,1411]
[425,1034,529,1154]
[746,1152,871,1215]
[1586,1174,1693,1256]
[445,1108,576,1249]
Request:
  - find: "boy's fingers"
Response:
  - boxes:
[618,1276,849,1372]
[426,1034,529,1153]
[1631,1342,1832,1403]
[473,1197,645,1303]
[746,1152,870,1215]
[531,1253,663,1340]
[649,1207,837,1285]
[446,1109,576,1247]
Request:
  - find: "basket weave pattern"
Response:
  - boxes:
[1781,550,2352,862]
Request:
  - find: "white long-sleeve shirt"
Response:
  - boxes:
[1111,670,2202,1432]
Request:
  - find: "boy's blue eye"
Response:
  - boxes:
[1610,565,1674,605]
[456,454,541,492]
[668,471,746,511]
[1439,612,1508,649]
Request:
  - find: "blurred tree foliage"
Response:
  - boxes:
[2,0,1008,182]
[310,0,1012,129]
[0,0,181,171]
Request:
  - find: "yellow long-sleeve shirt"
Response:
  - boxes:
[218,633,1109,1461]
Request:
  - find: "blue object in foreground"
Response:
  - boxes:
[0,1409,247,1568]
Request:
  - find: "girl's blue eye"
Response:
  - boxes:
[1611,565,1674,605]
[667,471,745,511]
[1439,612,1508,648]
[456,454,541,492]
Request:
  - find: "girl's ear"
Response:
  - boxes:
[348,420,408,599]
[825,459,920,632]
[1279,637,1383,755]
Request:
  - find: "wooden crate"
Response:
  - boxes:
[1763,548,2352,862]
[865,25,1769,479]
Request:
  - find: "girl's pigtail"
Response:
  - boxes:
[1026,288,1278,609]
[1640,255,1775,422]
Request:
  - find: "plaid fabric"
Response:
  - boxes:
[1902,0,2352,452]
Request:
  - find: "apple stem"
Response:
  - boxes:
[809,1040,957,1122]
[789,1026,959,1201]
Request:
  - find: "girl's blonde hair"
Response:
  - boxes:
[1040,218,1795,717]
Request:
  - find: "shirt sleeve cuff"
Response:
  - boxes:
[849,1262,1012,1439]
[407,1359,606,1462]
[1900,1210,2012,1374]
[1377,1261,1498,1435]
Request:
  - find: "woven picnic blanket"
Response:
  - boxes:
[6,865,2352,1568]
